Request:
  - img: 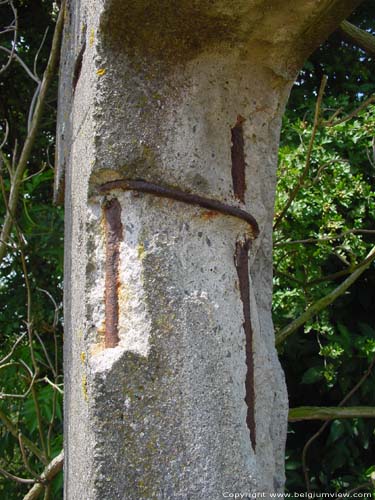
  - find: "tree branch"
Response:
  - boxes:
[323,94,375,127]
[23,450,64,500]
[289,406,375,421]
[275,228,375,246]
[340,20,375,57]
[0,1,65,264]
[275,244,375,346]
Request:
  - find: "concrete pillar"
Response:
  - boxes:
[56,1,362,498]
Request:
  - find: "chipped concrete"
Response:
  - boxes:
[58,0,362,498]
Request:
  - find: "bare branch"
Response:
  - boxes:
[18,433,41,480]
[0,46,40,83]
[0,1,18,75]
[0,331,27,365]
[323,94,375,127]
[33,27,49,78]
[340,20,375,57]
[27,83,42,134]
[23,450,64,500]
[18,242,48,459]
[42,376,63,395]
[0,119,9,149]
[0,369,37,399]
[289,406,375,421]
[0,467,35,485]
[275,228,375,247]
[0,1,65,264]
[275,244,375,346]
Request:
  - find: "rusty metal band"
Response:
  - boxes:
[97,179,259,238]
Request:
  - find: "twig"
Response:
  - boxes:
[42,376,63,395]
[34,332,56,378]
[0,46,40,83]
[0,331,27,364]
[301,355,375,491]
[275,229,375,246]
[36,287,61,456]
[23,450,64,500]
[0,1,65,264]
[0,375,37,399]
[323,94,375,127]
[0,119,9,150]
[22,161,47,182]
[27,83,42,134]
[18,243,48,459]
[275,244,375,346]
[18,433,41,480]
[311,159,347,184]
[33,27,49,78]
[0,466,35,485]
[274,76,328,230]
[274,269,305,286]
[0,1,18,75]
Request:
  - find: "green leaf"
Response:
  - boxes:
[301,366,324,384]
[327,420,346,444]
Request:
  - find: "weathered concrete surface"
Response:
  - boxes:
[57,1,363,498]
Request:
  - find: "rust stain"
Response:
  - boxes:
[201,210,219,220]
[231,114,246,203]
[103,198,123,348]
[235,238,256,450]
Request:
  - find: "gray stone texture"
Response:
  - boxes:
[58,1,363,498]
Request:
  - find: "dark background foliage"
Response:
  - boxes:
[275,0,375,493]
[0,1,63,498]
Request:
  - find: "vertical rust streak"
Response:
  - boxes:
[103,198,122,348]
[235,238,256,449]
[231,114,246,202]
[232,113,255,448]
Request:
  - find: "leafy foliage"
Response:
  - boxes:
[275,31,375,494]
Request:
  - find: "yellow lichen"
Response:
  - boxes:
[80,352,86,364]
[96,68,106,76]
[82,375,88,402]
[137,242,145,260]
[89,28,95,47]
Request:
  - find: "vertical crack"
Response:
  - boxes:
[72,35,86,92]
[231,114,246,203]
[103,198,123,348]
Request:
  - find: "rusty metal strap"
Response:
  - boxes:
[97,179,259,238]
